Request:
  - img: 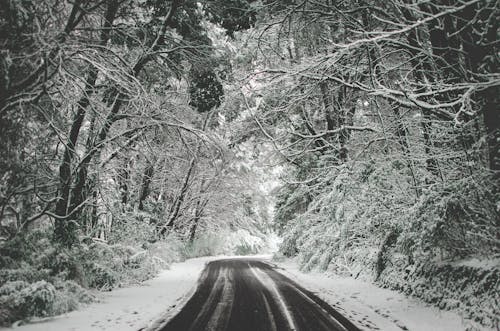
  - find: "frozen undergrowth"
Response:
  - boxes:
[0,227,277,328]
[276,168,499,329]
[0,232,190,326]
[187,229,272,257]
[376,254,500,328]
[274,249,499,330]
[0,256,218,331]
[273,256,494,331]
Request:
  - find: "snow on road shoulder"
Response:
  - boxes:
[271,257,486,331]
[1,256,217,331]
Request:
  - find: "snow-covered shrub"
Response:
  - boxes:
[79,239,180,288]
[187,228,268,257]
[111,244,138,260]
[0,256,16,270]
[272,251,287,262]
[0,308,13,327]
[86,263,118,290]
[0,280,56,322]
[0,266,49,286]
[0,279,95,326]
[0,281,29,296]
[38,247,84,283]
[188,232,226,257]
[114,242,173,285]
[234,243,255,255]
[226,229,266,255]
[0,227,98,325]
[377,256,500,328]
[20,281,56,316]
[106,211,156,245]
[0,230,50,269]
[401,174,499,260]
[146,236,187,263]
[127,250,148,267]
[82,242,130,288]
[122,254,168,285]
[51,280,94,314]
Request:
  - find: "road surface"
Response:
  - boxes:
[159,259,360,331]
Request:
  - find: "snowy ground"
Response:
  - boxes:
[0,256,219,331]
[2,255,490,331]
[272,257,490,331]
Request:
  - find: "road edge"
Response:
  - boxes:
[139,261,210,331]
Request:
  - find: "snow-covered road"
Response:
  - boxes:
[157,258,359,331]
[1,255,485,331]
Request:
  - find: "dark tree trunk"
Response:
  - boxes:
[138,160,155,211]
[65,0,182,224]
[404,23,442,180]
[318,80,355,162]
[54,1,119,246]
[393,107,421,197]
[189,179,211,243]
[117,158,130,205]
[90,180,99,234]
[54,0,182,246]
[161,157,196,236]
[189,203,203,244]
[483,89,500,172]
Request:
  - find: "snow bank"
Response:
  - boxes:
[377,255,500,329]
[273,257,492,331]
[0,257,215,331]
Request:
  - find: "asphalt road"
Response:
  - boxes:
[159,259,360,331]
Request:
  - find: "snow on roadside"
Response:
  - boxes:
[0,256,217,331]
[2,254,488,331]
[272,257,489,331]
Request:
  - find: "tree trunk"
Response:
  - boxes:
[394,107,421,197]
[404,23,442,180]
[189,202,203,244]
[375,229,399,281]
[117,157,131,205]
[483,89,500,172]
[54,1,119,246]
[63,0,182,232]
[138,160,155,211]
[161,157,196,235]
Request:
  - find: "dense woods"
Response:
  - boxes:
[253,0,499,262]
[0,0,498,327]
[250,0,499,260]
[0,0,271,324]
[244,1,499,326]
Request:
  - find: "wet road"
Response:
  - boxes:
[159,259,360,331]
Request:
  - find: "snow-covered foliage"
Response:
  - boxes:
[233,2,500,326]
[0,279,94,325]
[401,176,499,259]
[272,159,499,326]
[377,255,500,328]
[187,229,269,257]
[0,226,184,326]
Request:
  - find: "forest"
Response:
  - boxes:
[0,0,498,328]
